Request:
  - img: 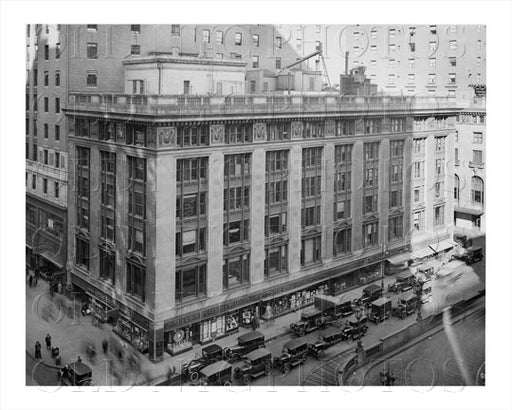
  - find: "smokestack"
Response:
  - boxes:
[345,51,349,75]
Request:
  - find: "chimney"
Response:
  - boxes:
[345,51,349,75]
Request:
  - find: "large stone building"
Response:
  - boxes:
[63,52,459,361]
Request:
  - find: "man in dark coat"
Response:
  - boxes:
[45,334,52,350]
[35,341,42,359]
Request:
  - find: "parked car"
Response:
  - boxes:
[341,315,369,340]
[199,360,232,386]
[392,294,418,319]
[59,361,93,386]
[387,273,415,293]
[314,292,356,319]
[369,297,392,323]
[289,307,329,337]
[181,344,224,382]
[273,338,309,373]
[357,284,383,307]
[224,331,265,363]
[420,283,433,304]
[464,246,483,265]
[233,348,272,385]
[454,234,472,249]
[308,327,346,359]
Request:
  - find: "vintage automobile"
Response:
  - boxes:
[454,234,472,249]
[357,284,383,307]
[368,297,392,323]
[59,361,93,386]
[314,291,357,319]
[464,246,483,265]
[181,344,224,382]
[289,307,329,337]
[392,294,418,319]
[233,348,272,384]
[199,360,232,386]
[308,327,346,359]
[387,273,415,293]
[273,338,309,373]
[223,331,265,363]
[340,315,369,340]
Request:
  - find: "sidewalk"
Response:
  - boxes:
[25,258,470,386]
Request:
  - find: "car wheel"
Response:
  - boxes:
[242,375,251,385]
[190,371,199,382]
[283,363,291,374]
[224,381,232,386]
[224,349,233,361]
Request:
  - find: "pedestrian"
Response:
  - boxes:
[34,270,39,286]
[45,333,52,350]
[28,271,34,287]
[57,281,62,294]
[77,355,82,363]
[34,341,42,360]
[102,338,109,354]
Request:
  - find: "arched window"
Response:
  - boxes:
[454,174,460,204]
[471,176,484,205]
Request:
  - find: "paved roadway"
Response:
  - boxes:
[244,253,485,387]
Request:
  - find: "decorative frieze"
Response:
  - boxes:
[157,127,177,148]
[253,123,267,142]
[291,121,303,140]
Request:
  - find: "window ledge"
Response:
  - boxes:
[175,296,208,309]
[469,161,484,169]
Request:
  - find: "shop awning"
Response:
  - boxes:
[386,253,412,266]
[429,240,456,254]
[455,206,484,217]
[412,247,436,260]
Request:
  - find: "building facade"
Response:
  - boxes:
[63,54,458,360]
[454,85,486,231]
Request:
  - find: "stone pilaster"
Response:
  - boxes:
[207,151,224,297]
[250,148,265,285]
[89,147,100,277]
[288,145,302,275]
[322,142,335,262]
[378,139,390,246]
[351,141,364,253]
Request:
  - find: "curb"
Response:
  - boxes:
[26,351,61,370]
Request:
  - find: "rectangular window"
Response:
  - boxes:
[183,80,190,95]
[99,249,115,284]
[130,24,140,34]
[87,42,98,59]
[333,228,351,256]
[223,254,250,289]
[176,265,206,302]
[171,25,180,36]
[252,55,259,69]
[434,205,445,226]
[86,71,97,87]
[275,57,281,69]
[297,38,302,49]
[75,236,90,269]
[55,43,61,59]
[55,98,60,113]
[408,73,415,84]
[449,73,456,84]
[408,58,415,68]
[43,178,48,193]
[390,189,403,208]
[252,34,259,47]
[413,161,424,178]
[216,30,223,44]
[55,70,60,87]
[264,245,288,278]
[44,71,49,86]
[126,262,145,302]
[202,29,210,43]
[87,24,97,31]
[300,236,321,265]
[235,32,242,46]
[473,132,483,144]
[44,97,49,112]
[388,215,403,241]
[363,221,378,248]
[449,57,457,67]
[32,175,36,189]
[473,150,483,164]
[429,58,436,68]
[130,44,140,55]
[449,40,457,50]
[276,37,282,49]
[429,41,436,52]
[44,123,48,139]
[44,44,49,60]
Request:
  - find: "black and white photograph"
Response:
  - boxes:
[1,2,512,410]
